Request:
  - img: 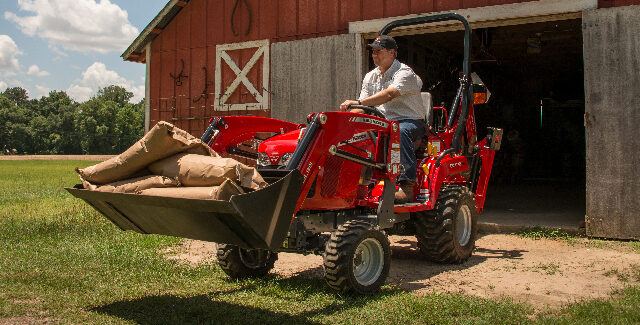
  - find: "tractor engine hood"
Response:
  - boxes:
[257,129,303,167]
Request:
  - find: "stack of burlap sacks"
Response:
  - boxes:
[76,121,267,201]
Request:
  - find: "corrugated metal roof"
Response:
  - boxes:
[121,0,190,62]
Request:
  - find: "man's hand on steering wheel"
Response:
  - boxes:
[339,100,385,119]
[339,100,359,111]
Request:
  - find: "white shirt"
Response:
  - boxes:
[359,60,424,121]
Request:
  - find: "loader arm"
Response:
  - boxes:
[282,111,402,215]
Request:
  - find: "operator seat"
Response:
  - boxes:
[414,92,433,150]
[422,92,433,128]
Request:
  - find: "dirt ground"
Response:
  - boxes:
[166,234,640,309]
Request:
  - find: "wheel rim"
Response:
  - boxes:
[352,238,384,286]
[239,249,269,269]
[456,204,472,246]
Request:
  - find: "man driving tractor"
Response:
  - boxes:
[340,35,426,203]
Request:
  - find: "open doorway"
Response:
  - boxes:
[366,18,586,229]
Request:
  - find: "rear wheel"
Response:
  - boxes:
[323,220,391,294]
[413,184,477,263]
[216,244,278,278]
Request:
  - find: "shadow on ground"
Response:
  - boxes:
[92,275,397,324]
[269,235,527,292]
[387,236,526,290]
[93,294,320,324]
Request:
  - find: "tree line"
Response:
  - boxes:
[0,86,144,155]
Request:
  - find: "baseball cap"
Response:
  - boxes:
[366,35,398,50]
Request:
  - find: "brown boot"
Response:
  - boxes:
[394,180,416,203]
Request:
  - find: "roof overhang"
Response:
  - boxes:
[349,0,597,37]
[121,0,190,63]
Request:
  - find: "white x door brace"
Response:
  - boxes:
[215,39,270,111]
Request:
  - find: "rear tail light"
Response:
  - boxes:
[473,92,488,105]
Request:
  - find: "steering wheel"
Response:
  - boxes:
[347,104,386,119]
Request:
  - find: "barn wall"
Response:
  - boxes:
[147,0,639,136]
[271,34,360,123]
[147,0,534,135]
[583,5,640,239]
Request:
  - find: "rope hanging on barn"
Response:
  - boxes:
[231,0,252,36]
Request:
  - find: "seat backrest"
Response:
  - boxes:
[421,92,433,127]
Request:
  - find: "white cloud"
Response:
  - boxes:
[66,84,93,102]
[0,35,22,73]
[67,62,144,103]
[33,85,50,97]
[27,65,50,77]
[5,0,139,54]
[0,81,7,91]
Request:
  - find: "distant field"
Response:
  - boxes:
[0,155,114,161]
[0,160,639,324]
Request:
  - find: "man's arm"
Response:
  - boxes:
[339,88,400,111]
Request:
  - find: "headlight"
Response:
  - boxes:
[279,152,293,166]
[257,152,270,167]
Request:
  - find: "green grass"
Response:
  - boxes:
[518,227,574,241]
[1,160,640,324]
[518,227,640,254]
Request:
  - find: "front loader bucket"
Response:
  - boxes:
[66,170,304,251]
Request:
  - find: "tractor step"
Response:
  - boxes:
[66,169,304,251]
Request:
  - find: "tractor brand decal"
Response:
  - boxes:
[390,148,400,165]
[337,132,369,147]
[449,162,463,169]
[303,162,313,180]
[349,117,389,128]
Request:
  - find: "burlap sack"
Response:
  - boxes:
[236,164,268,190]
[148,153,267,190]
[139,179,244,201]
[77,121,218,184]
[81,175,179,193]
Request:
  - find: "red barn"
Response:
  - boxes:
[122,0,640,239]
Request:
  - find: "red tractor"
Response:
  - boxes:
[68,13,502,294]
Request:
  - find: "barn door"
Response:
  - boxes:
[583,6,640,239]
[215,39,270,112]
[271,34,361,123]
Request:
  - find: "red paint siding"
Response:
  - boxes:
[298,0,318,35]
[148,0,635,134]
[599,0,640,7]
[385,0,410,17]
[190,0,206,48]
[318,0,340,33]
[462,0,490,9]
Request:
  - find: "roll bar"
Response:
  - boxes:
[379,13,472,153]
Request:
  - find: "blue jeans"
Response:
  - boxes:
[397,119,425,182]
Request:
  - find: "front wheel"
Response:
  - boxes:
[413,184,478,263]
[323,220,391,294]
[216,244,278,278]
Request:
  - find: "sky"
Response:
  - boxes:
[0,0,167,103]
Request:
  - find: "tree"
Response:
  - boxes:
[0,93,31,153]
[0,85,144,154]
[96,85,134,107]
[1,87,29,108]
